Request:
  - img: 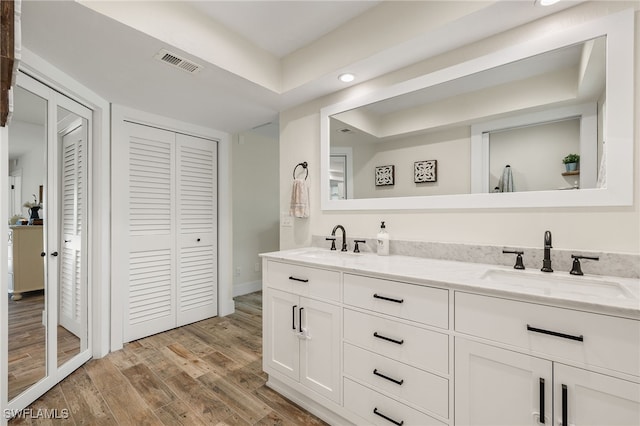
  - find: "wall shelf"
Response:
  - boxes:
[561,170,580,176]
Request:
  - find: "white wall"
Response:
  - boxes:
[279,3,640,254]
[232,129,279,294]
[343,126,470,199]
[489,119,580,192]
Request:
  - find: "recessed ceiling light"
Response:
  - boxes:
[538,0,560,5]
[338,73,355,83]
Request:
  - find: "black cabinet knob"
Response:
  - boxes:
[40,252,46,257]
[51,251,59,257]
[197,238,201,242]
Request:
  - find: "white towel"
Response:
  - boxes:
[498,165,514,192]
[289,178,309,218]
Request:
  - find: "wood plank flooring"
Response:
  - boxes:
[8,292,81,400]
[8,292,327,425]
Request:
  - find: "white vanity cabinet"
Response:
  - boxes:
[263,260,342,404]
[342,273,450,425]
[261,249,639,426]
[455,292,640,426]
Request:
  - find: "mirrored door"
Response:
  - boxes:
[7,84,48,400]
[5,72,92,411]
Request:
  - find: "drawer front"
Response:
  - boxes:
[344,274,448,329]
[455,292,640,377]
[344,343,449,418]
[344,309,449,375]
[344,378,446,426]
[265,260,340,302]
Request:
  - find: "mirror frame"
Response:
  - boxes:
[320,9,634,210]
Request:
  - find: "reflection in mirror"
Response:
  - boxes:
[7,85,47,400]
[56,106,88,367]
[328,36,605,200]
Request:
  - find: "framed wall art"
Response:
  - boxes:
[375,165,395,186]
[414,160,437,183]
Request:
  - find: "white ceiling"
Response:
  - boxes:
[18,1,581,135]
[188,1,383,58]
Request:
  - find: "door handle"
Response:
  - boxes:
[562,384,568,426]
[292,305,297,330]
[539,378,545,424]
[298,307,304,333]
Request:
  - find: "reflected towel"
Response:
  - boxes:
[289,178,309,218]
[597,143,606,188]
[498,165,514,192]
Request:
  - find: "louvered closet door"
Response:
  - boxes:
[124,123,176,342]
[176,133,217,325]
[59,125,87,337]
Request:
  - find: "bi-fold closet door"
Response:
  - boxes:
[123,122,218,342]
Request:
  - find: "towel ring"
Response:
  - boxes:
[293,162,308,180]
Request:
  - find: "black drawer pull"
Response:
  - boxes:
[562,384,568,426]
[289,276,309,283]
[373,369,404,385]
[527,325,583,342]
[373,408,404,426]
[292,305,297,330]
[539,378,545,424]
[299,307,304,333]
[373,293,404,304]
[373,332,404,345]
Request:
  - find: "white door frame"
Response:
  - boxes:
[110,105,233,351]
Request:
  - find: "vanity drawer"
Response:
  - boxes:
[265,260,340,302]
[455,292,640,376]
[344,343,449,418]
[344,274,448,329]
[344,378,446,426]
[344,309,449,375]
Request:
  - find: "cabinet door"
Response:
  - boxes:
[554,364,640,426]
[455,338,552,426]
[299,297,341,403]
[264,288,300,381]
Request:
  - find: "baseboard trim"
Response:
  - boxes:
[233,280,262,297]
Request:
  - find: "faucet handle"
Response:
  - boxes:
[353,240,366,253]
[325,237,337,251]
[570,254,599,276]
[503,250,525,270]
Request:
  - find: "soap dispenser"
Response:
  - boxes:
[377,221,389,256]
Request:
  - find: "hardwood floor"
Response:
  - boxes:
[8,292,327,425]
[8,291,81,400]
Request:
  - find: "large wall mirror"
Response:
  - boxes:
[320,9,633,210]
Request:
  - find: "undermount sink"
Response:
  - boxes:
[294,248,363,260]
[481,268,636,300]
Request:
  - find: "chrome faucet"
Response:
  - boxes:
[331,225,348,252]
[541,230,553,272]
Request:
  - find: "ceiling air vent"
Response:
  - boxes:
[154,49,203,74]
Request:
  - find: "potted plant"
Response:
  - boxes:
[562,153,580,172]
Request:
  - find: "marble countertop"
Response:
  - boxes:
[261,247,640,320]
